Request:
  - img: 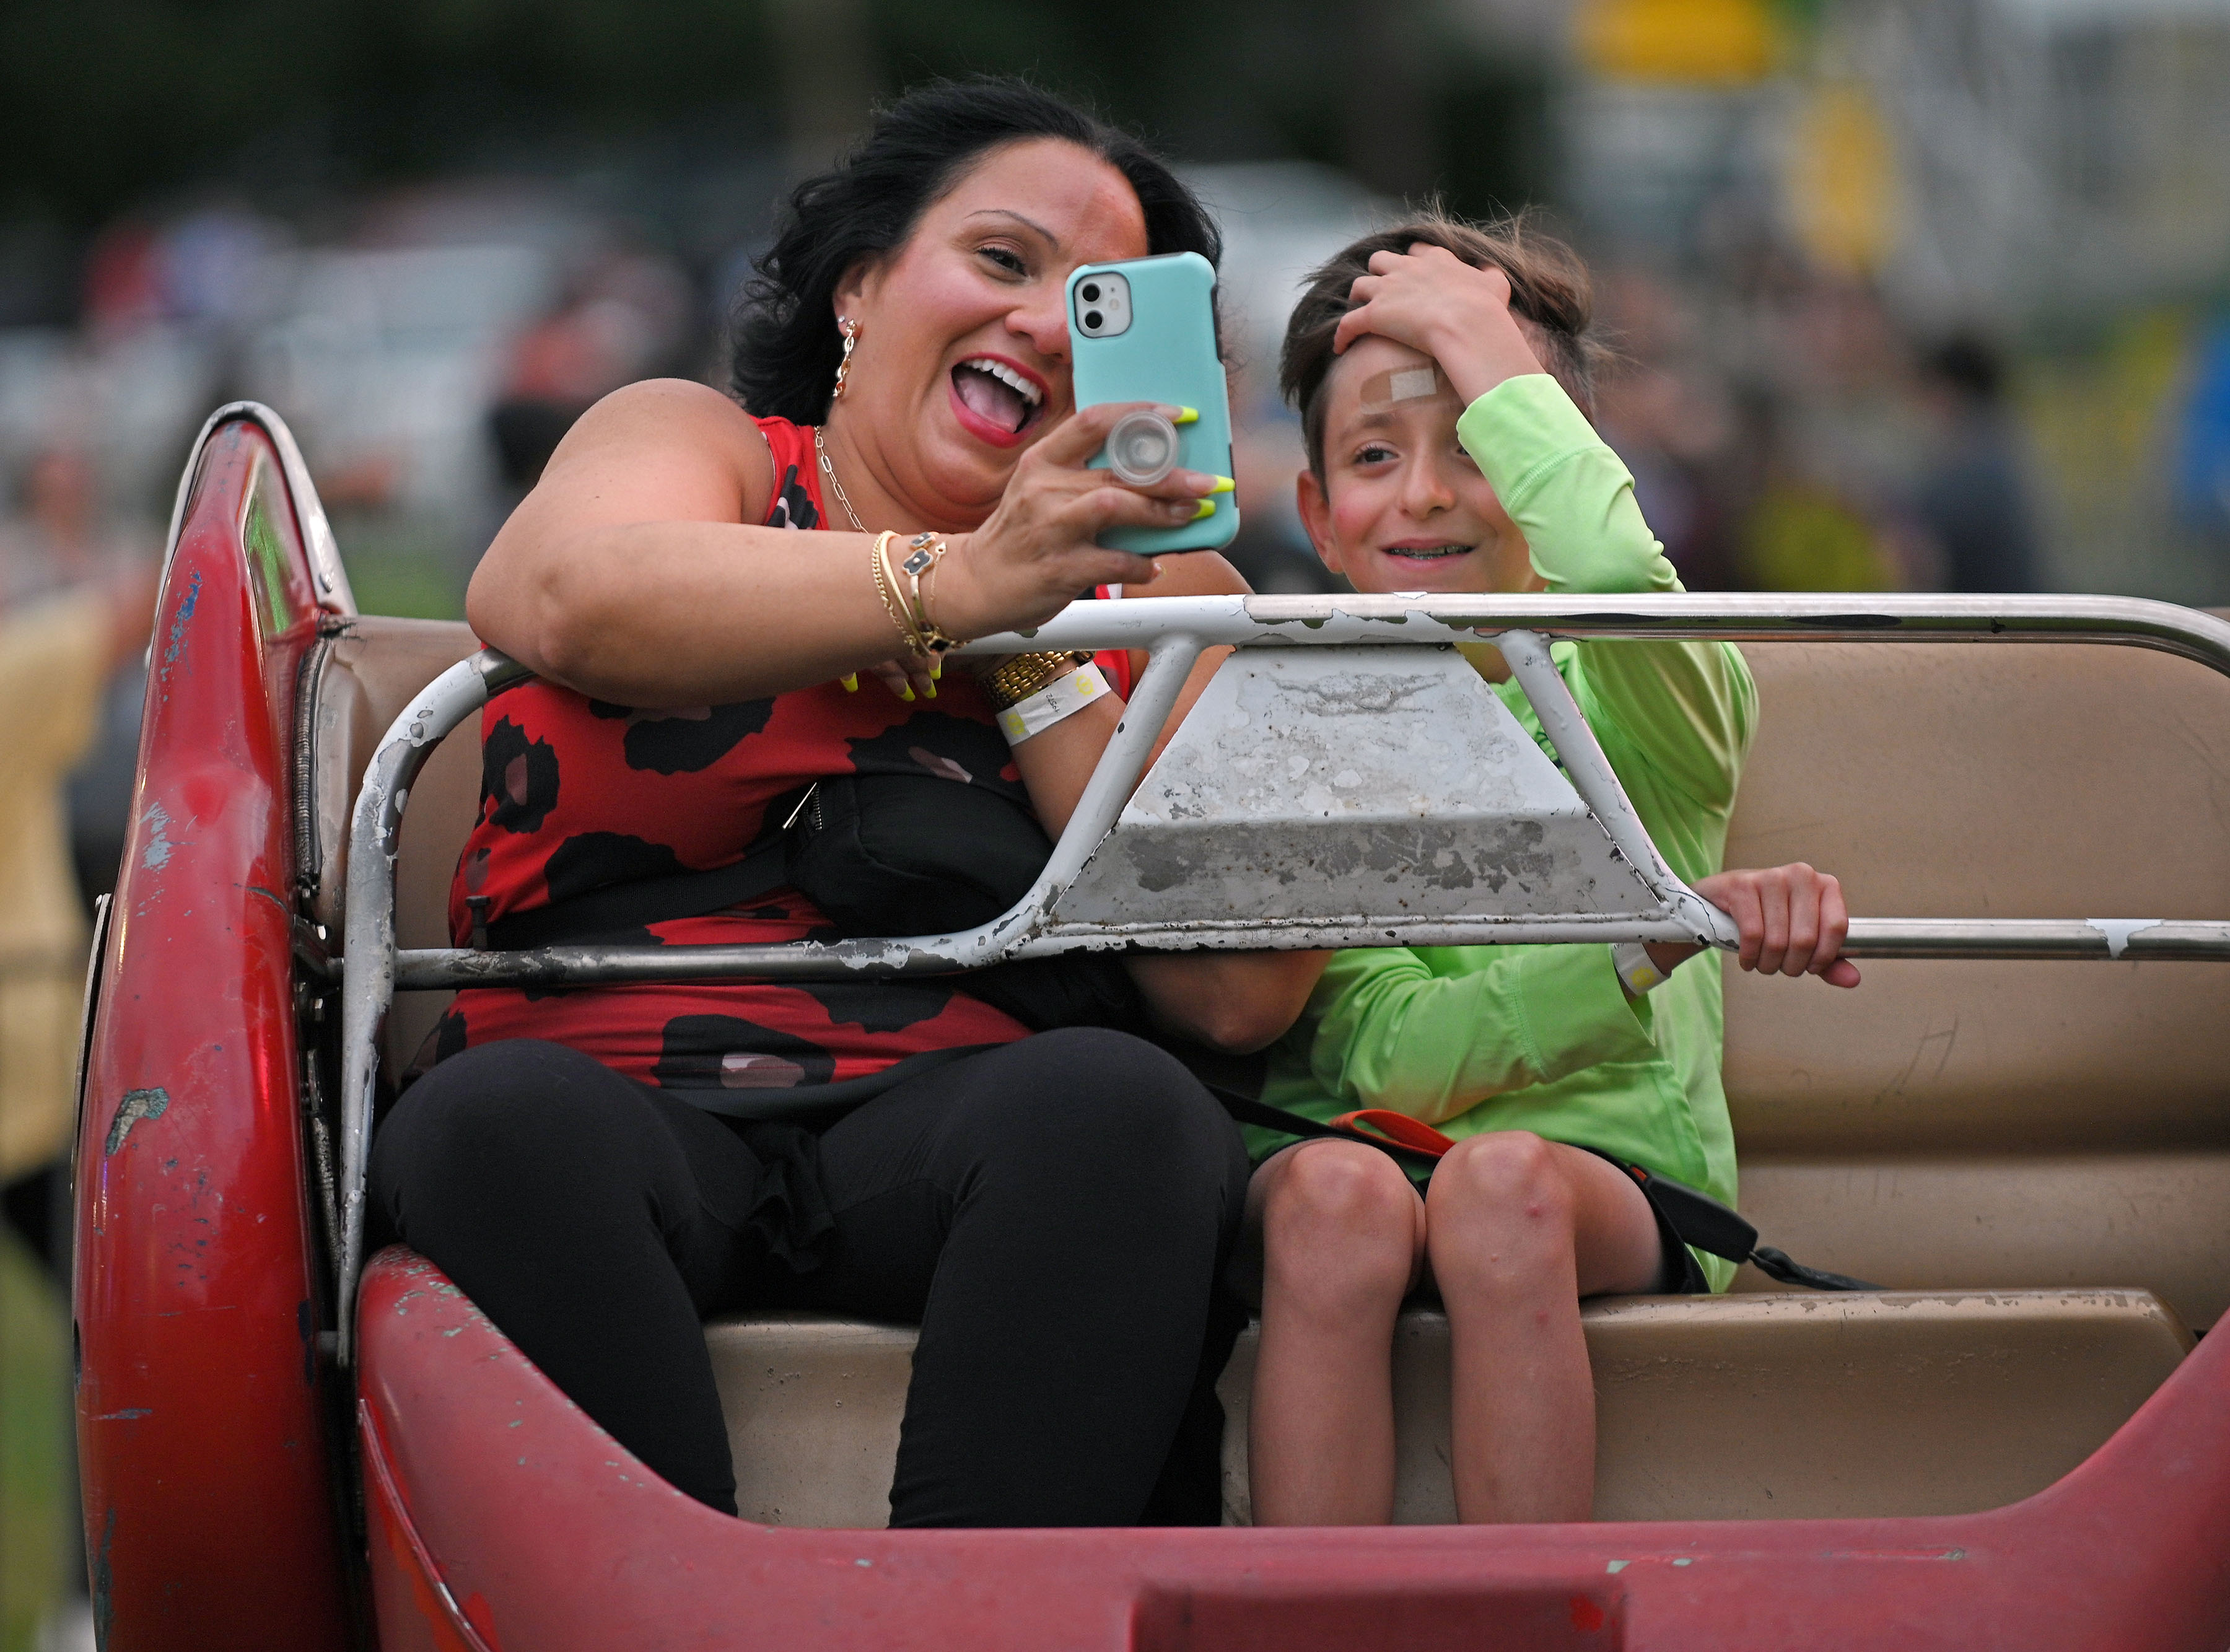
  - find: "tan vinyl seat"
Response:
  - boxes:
[1721,640,2230,1332]
[307,617,485,1073]
[321,631,2228,1528]
[704,1289,2193,1527]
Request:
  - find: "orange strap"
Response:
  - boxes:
[1326,1109,1458,1158]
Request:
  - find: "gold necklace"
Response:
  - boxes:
[813,426,870,534]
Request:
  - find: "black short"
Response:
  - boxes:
[1567,1145,1712,1295]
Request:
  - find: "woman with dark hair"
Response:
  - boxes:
[368,77,1320,1528]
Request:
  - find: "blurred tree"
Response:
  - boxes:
[875,0,1554,216]
[772,0,881,175]
[0,0,782,226]
[0,0,1556,251]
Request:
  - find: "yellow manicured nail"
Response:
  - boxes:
[929,655,943,680]
[839,674,859,693]
[897,683,916,702]
[1173,406,1199,424]
[922,680,937,698]
[1191,499,1217,520]
[1210,474,1236,493]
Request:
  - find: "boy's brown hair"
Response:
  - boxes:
[1280,211,1612,476]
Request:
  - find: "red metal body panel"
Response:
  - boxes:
[359,1245,2230,1651]
[86,407,2230,1648]
[72,418,351,1650]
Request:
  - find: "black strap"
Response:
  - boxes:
[1611,1160,1759,1265]
[485,834,790,950]
[1747,1246,1882,1292]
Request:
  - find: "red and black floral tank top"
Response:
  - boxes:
[428,416,1036,1107]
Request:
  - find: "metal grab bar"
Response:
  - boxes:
[375,917,2230,991]
[1845,919,2230,960]
[335,648,527,1361]
[329,594,2230,1357]
[999,590,2230,673]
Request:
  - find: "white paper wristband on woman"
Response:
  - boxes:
[1612,939,1669,997]
[997,663,1110,745]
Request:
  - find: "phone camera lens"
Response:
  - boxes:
[1083,310,1104,331]
[1080,282,1101,302]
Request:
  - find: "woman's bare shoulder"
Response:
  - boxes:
[546,378,774,519]
[572,377,763,439]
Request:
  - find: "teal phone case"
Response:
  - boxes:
[1067,251,1238,554]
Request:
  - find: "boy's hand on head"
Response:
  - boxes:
[1331,243,1547,406]
[1685,864,1861,989]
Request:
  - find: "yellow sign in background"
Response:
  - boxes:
[1786,80,1899,275]
[1576,0,1783,84]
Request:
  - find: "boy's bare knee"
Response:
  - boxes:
[1262,1143,1417,1300]
[1271,1142,1417,1234]
[1427,1132,1575,1243]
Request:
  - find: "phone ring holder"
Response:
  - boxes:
[1104,409,1180,487]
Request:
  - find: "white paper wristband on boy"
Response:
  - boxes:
[1612,940,1669,997]
[997,663,1111,746]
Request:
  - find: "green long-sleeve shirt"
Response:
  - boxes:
[1254,374,1757,1290]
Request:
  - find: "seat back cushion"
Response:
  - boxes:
[307,617,483,1072]
[1721,641,2230,1323]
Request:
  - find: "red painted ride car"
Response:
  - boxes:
[75,404,2230,1650]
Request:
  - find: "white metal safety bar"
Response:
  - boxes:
[329,593,2230,1357]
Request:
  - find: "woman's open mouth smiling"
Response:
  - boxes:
[948,354,1049,447]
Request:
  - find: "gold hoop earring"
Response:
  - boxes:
[831,318,859,402]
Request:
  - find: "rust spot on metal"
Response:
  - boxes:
[92,1506,115,1643]
[103,1086,170,1155]
[157,567,202,677]
[139,802,178,871]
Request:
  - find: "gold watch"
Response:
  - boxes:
[981,650,1092,711]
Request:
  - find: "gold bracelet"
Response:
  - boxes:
[897,531,968,652]
[918,546,955,650]
[869,530,926,655]
[981,650,1092,711]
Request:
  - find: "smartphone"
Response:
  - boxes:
[1067,251,1238,554]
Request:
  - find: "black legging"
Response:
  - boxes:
[368,1030,1249,1525]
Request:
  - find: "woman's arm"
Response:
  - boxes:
[999,551,1330,1053]
[1127,951,1331,1054]
[465,380,1217,707]
[468,380,876,702]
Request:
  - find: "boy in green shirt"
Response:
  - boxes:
[1239,217,1860,1527]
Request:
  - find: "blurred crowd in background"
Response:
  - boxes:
[6,0,2230,1642]
[2,0,2228,636]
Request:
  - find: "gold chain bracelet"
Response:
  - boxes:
[869,531,925,655]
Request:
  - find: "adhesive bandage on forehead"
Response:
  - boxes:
[1355,361,1458,413]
